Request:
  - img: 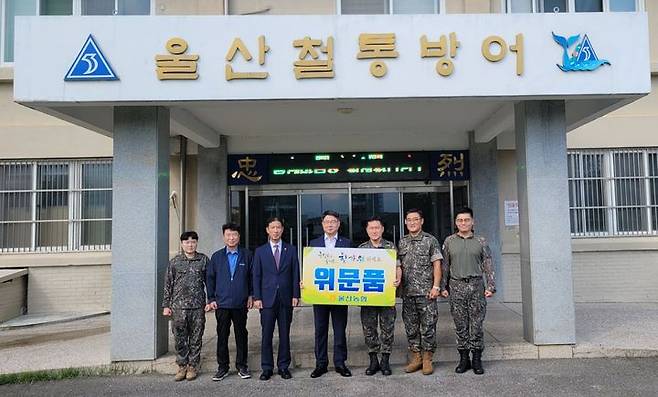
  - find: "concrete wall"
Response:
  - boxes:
[0,274,27,322]
[156,0,224,15]
[0,83,113,159]
[643,0,655,66]
[567,77,658,148]
[26,265,111,313]
[0,253,111,313]
[446,0,501,13]
[168,152,199,256]
[502,250,658,303]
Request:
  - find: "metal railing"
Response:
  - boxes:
[0,159,112,252]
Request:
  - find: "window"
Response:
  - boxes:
[568,149,658,237]
[2,0,151,64]
[393,0,437,14]
[341,0,438,14]
[575,0,602,12]
[40,0,73,15]
[3,0,37,62]
[81,0,150,15]
[0,159,112,252]
[609,0,636,11]
[507,0,533,12]
[342,0,389,14]
[541,0,567,12]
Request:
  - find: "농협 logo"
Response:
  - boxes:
[552,32,610,72]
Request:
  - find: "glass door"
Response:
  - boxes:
[351,190,401,247]
[401,184,469,244]
[300,191,349,247]
[230,182,469,251]
[247,194,298,252]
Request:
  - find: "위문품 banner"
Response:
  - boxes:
[302,247,396,306]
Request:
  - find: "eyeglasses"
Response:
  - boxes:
[405,217,422,223]
[322,219,340,225]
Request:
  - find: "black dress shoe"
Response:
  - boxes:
[335,365,352,377]
[259,370,273,381]
[278,368,292,379]
[310,367,328,378]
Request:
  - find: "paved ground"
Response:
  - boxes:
[1,302,658,375]
[2,358,657,396]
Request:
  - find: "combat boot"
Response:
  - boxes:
[380,353,392,376]
[471,349,484,375]
[186,365,198,380]
[365,352,380,376]
[174,365,187,381]
[421,351,434,375]
[404,351,423,373]
[455,349,471,373]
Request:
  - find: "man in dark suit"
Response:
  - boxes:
[206,223,253,381]
[253,217,301,381]
[308,210,353,378]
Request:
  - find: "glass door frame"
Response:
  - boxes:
[229,180,470,257]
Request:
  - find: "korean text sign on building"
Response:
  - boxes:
[302,247,396,307]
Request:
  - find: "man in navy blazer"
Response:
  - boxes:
[206,223,253,381]
[308,210,353,378]
[252,216,300,381]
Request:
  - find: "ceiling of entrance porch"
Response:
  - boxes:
[176,98,507,152]
[33,95,635,151]
[173,96,629,152]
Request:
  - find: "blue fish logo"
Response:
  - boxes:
[552,32,610,72]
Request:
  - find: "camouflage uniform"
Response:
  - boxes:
[358,239,399,354]
[441,233,495,350]
[163,252,209,369]
[398,232,443,353]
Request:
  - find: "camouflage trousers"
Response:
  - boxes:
[449,277,487,350]
[172,308,206,369]
[402,296,438,353]
[360,306,396,354]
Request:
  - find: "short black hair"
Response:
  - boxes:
[321,210,340,221]
[266,216,284,227]
[455,207,474,219]
[405,208,424,219]
[180,231,199,241]
[222,223,241,234]
[363,215,385,228]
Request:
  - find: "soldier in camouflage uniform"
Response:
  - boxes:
[398,209,443,375]
[162,231,210,381]
[440,207,495,375]
[358,216,402,376]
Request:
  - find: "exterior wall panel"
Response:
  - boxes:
[502,251,658,303]
[0,275,27,322]
[26,265,111,313]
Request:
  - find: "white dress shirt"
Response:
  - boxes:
[324,234,337,248]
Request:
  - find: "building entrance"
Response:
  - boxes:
[230,182,469,255]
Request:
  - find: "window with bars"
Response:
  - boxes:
[506,0,641,12]
[0,159,112,252]
[568,149,658,237]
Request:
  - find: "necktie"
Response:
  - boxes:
[274,245,281,270]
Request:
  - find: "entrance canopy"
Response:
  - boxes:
[13,13,650,151]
